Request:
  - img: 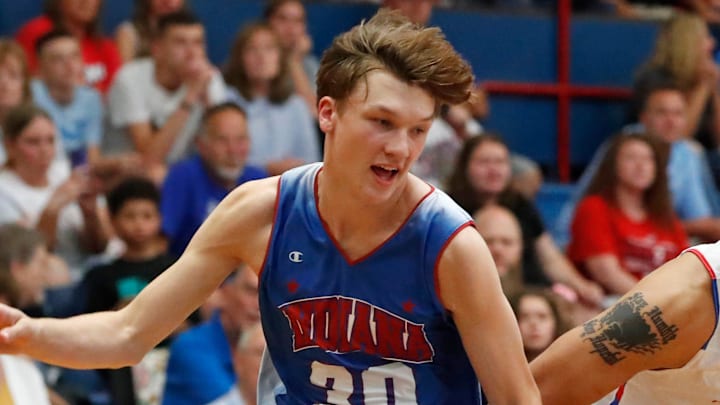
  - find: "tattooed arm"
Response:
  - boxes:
[530,251,716,405]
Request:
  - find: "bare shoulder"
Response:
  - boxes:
[436,226,499,312]
[214,176,280,219]
[186,176,280,273]
[531,250,716,404]
[438,225,485,266]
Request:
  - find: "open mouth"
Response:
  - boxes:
[371,165,399,182]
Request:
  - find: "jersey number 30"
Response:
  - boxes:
[310,361,417,404]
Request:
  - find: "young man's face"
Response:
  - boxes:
[111,199,161,248]
[155,24,206,75]
[197,109,250,183]
[639,89,687,143]
[39,36,84,90]
[318,70,434,204]
[268,1,307,50]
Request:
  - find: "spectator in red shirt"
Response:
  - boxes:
[568,133,688,296]
[15,0,121,94]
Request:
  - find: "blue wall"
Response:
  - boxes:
[0,1,661,179]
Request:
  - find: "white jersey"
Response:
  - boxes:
[611,242,720,404]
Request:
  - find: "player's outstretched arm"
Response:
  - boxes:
[438,227,541,405]
[531,251,716,405]
[0,177,279,369]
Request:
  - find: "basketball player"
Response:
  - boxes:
[0,10,540,404]
[531,243,720,404]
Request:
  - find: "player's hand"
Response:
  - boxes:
[0,304,31,353]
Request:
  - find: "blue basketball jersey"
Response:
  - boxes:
[258,163,481,404]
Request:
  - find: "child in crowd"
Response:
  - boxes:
[83,176,173,313]
[82,176,177,405]
[510,288,569,362]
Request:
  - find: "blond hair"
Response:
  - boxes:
[649,12,707,90]
[316,9,474,114]
[0,38,32,106]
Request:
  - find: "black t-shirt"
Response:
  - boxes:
[456,190,551,286]
[498,193,550,286]
[83,253,176,313]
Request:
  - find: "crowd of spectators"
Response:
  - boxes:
[0,0,718,403]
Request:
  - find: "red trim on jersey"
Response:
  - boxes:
[686,248,720,349]
[314,168,435,265]
[433,221,476,310]
[686,249,718,280]
[613,383,626,403]
[257,178,283,280]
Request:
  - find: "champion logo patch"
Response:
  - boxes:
[288,251,304,263]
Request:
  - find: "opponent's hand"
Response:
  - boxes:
[0,304,31,354]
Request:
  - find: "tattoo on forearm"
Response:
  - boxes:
[580,292,679,365]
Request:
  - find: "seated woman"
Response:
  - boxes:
[447,134,604,306]
[224,22,320,175]
[510,288,569,362]
[0,105,113,280]
[14,0,121,94]
[567,133,688,296]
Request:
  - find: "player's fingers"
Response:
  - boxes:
[0,303,25,328]
[0,303,28,350]
[0,320,31,353]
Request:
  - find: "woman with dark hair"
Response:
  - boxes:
[225,22,319,175]
[115,0,186,62]
[567,133,688,295]
[264,0,318,115]
[510,288,569,362]
[447,134,604,306]
[15,0,121,93]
